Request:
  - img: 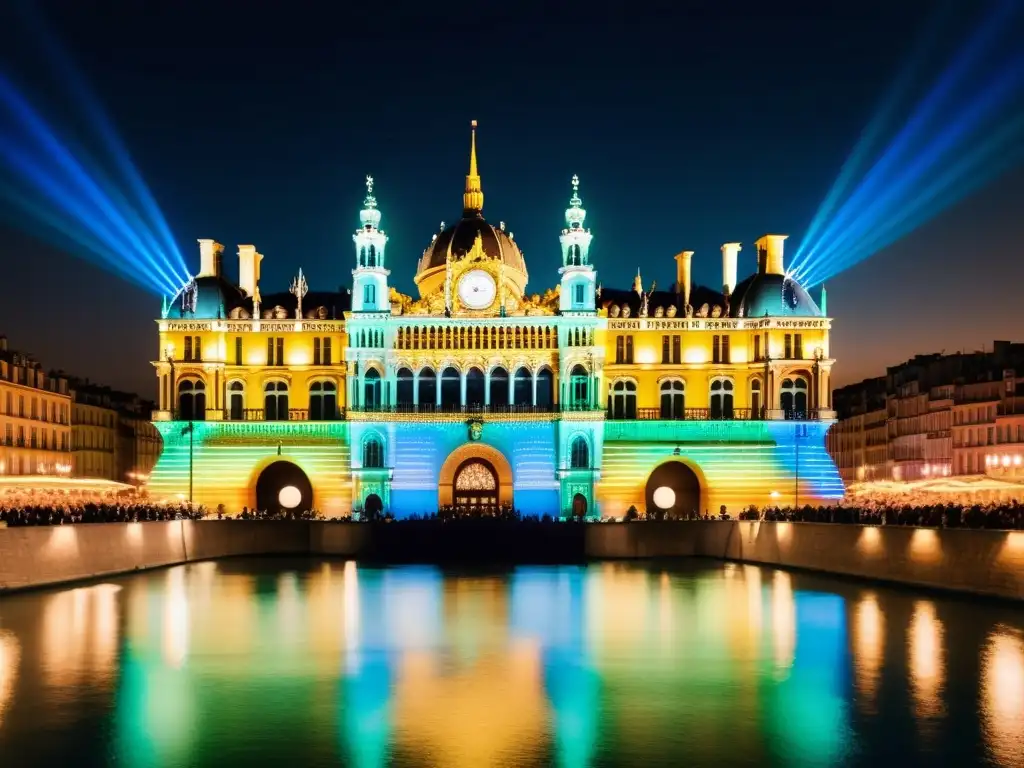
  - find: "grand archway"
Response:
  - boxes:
[453,458,499,509]
[645,461,702,519]
[255,460,313,514]
[438,443,514,509]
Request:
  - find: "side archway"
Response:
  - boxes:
[438,443,514,508]
[254,460,314,514]
[644,460,703,519]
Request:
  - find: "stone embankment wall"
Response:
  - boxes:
[2,520,1023,600]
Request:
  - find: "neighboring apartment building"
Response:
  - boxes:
[0,336,72,477]
[829,341,1024,486]
[68,380,163,485]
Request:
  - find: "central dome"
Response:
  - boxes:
[418,216,527,275]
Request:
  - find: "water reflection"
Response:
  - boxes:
[0,560,1021,767]
[909,600,945,722]
[853,592,884,711]
[982,626,1024,766]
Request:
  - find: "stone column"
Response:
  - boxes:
[460,371,467,407]
[413,370,420,407]
[484,370,491,406]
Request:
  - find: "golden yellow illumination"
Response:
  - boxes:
[343,560,360,672]
[909,528,943,565]
[775,521,793,546]
[0,630,20,729]
[858,525,882,556]
[771,570,795,673]
[909,600,944,720]
[853,592,884,710]
[392,642,546,768]
[683,346,708,364]
[981,627,1024,766]
[635,346,658,364]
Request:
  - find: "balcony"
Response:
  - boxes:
[606,408,824,422]
[175,408,345,422]
[349,404,560,416]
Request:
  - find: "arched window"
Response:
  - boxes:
[608,380,636,420]
[367,244,376,267]
[512,367,532,407]
[568,243,582,266]
[418,368,436,408]
[536,367,555,408]
[660,379,685,419]
[227,380,244,421]
[465,368,485,407]
[264,380,289,421]
[363,369,381,410]
[177,378,206,421]
[440,366,461,408]
[396,367,414,407]
[570,435,590,469]
[363,435,383,468]
[710,378,734,420]
[781,377,809,419]
[309,380,337,420]
[490,367,509,407]
[750,379,762,419]
[569,364,589,410]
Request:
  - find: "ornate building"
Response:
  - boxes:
[149,122,842,517]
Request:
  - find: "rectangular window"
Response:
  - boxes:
[625,336,634,364]
[235,337,243,365]
[323,337,332,365]
[713,335,721,364]
[31,398,37,419]
[19,396,24,418]
[573,283,585,306]
[4,424,10,445]
[267,338,274,365]
[722,335,731,364]
[184,336,193,361]
[313,338,322,366]
[276,337,284,366]
[784,334,793,359]
[194,336,202,361]
[616,336,624,364]
[662,335,670,364]
[754,335,761,362]
[794,333,803,359]
[672,335,681,364]
[364,284,375,306]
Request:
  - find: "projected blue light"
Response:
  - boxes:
[0,74,187,295]
[792,1,1024,286]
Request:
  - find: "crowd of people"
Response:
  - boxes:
[2,490,1024,530]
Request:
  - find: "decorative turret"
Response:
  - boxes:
[559,174,593,267]
[558,175,597,312]
[463,120,484,215]
[352,174,390,312]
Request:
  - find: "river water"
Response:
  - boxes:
[0,559,1022,767]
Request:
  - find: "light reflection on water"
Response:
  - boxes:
[0,559,1021,767]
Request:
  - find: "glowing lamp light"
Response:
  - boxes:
[770,490,781,499]
[278,485,301,509]
[1002,455,1011,468]
[1015,456,1022,466]
[652,486,676,509]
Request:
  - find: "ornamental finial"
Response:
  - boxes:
[366,174,374,196]
[463,120,484,214]
[290,268,308,319]
[566,174,586,229]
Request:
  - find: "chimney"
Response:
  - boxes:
[238,245,263,297]
[674,250,693,308]
[197,239,224,278]
[721,242,741,296]
[755,234,788,276]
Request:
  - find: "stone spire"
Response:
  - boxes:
[559,175,593,268]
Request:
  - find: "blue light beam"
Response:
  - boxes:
[0,76,186,294]
[17,2,189,280]
[790,0,1021,279]
[796,57,1024,284]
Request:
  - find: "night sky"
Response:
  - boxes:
[0,0,1022,399]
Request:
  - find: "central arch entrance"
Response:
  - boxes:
[645,461,702,519]
[438,443,514,512]
[453,458,499,510]
[255,460,313,515]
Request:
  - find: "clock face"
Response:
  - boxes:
[458,270,497,309]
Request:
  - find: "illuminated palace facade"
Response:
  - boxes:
[148,124,843,517]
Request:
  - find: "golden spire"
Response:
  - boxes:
[463,119,484,214]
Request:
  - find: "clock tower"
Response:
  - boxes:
[558,175,596,312]
[351,175,390,312]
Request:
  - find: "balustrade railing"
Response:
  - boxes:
[349,403,559,415]
[606,407,821,422]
